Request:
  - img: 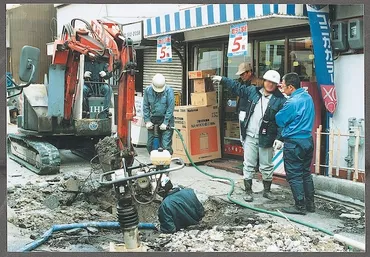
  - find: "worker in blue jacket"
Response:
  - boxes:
[143,73,175,155]
[275,72,315,215]
[157,176,204,233]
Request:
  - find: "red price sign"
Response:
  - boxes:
[160,46,166,59]
[232,36,242,52]
[157,35,172,63]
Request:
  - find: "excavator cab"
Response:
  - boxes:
[82,56,112,119]
[84,81,108,119]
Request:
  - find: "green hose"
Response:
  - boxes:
[172,128,334,236]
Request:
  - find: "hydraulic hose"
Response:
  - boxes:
[18,222,156,252]
[172,127,365,251]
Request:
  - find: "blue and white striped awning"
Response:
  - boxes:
[144,4,307,38]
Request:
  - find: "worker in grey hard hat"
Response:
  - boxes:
[143,73,175,155]
[212,70,286,203]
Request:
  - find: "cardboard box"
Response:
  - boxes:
[188,69,216,79]
[191,91,217,106]
[172,105,221,163]
[193,78,215,93]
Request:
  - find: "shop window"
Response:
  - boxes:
[288,37,315,82]
[196,46,223,74]
[258,39,285,79]
[195,46,223,99]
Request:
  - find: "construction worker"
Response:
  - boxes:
[83,58,112,116]
[143,73,175,155]
[212,70,286,202]
[157,176,204,233]
[234,62,263,122]
[276,72,315,215]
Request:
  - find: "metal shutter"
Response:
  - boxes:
[143,47,184,93]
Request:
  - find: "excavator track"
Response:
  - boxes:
[7,133,61,175]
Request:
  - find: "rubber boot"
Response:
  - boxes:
[262,180,277,201]
[243,179,253,202]
[306,198,316,213]
[281,200,306,215]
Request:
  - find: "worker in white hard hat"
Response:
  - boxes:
[212,70,286,202]
[143,73,175,155]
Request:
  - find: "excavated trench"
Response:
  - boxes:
[7,159,365,252]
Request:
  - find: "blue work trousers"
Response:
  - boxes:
[283,137,315,204]
[147,129,174,155]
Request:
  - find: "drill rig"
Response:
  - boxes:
[7,18,137,174]
[7,18,185,251]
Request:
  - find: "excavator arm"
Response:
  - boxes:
[52,18,136,160]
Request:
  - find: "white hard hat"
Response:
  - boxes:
[152,73,166,93]
[263,70,280,84]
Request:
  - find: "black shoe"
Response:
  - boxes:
[281,205,306,215]
[262,180,277,201]
[243,179,253,202]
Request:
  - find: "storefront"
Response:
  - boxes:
[143,4,325,166]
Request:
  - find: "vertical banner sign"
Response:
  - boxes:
[306,5,337,114]
[156,35,172,63]
[227,22,248,57]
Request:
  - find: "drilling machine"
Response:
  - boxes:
[7,18,185,251]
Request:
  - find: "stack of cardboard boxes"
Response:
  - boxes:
[172,70,221,164]
[189,69,217,106]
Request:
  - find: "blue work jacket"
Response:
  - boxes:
[276,87,315,139]
[143,86,175,126]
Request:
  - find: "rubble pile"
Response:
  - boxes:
[7,174,116,233]
[146,223,346,252]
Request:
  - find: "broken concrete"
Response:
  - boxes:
[6,124,365,252]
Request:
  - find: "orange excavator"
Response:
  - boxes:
[7,18,184,251]
[7,18,137,174]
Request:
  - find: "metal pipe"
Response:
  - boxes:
[313,164,364,172]
[100,157,185,185]
[333,234,365,251]
[319,132,365,137]
[18,222,156,252]
[123,227,140,249]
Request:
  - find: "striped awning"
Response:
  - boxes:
[144,4,307,38]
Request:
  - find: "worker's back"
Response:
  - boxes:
[158,188,204,233]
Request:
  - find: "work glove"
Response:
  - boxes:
[211,75,222,83]
[159,123,168,131]
[99,71,107,78]
[273,140,284,152]
[146,122,154,130]
[84,71,92,79]
[239,111,246,121]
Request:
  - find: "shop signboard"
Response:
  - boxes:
[227,22,248,57]
[306,4,337,114]
[156,35,172,63]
